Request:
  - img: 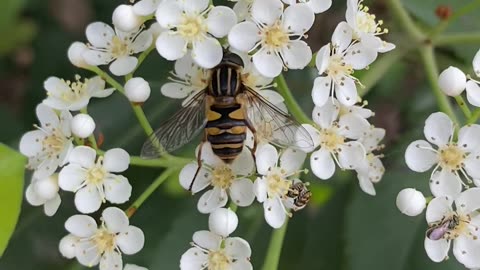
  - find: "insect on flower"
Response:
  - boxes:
[141,51,314,190]
[426,214,460,241]
[286,180,312,211]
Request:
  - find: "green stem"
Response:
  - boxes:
[430,0,480,38]
[387,0,424,42]
[80,107,98,149]
[434,33,480,45]
[454,96,472,119]
[125,169,175,217]
[419,46,458,123]
[468,108,480,124]
[275,75,311,124]
[129,155,191,168]
[261,220,289,270]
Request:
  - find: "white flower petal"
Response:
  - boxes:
[104,175,132,204]
[338,141,365,170]
[36,104,59,130]
[206,6,237,38]
[103,148,130,173]
[311,76,331,107]
[464,154,480,180]
[229,178,255,207]
[179,163,210,193]
[312,99,339,128]
[132,31,153,53]
[455,188,480,215]
[228,21,261,52]
[357,173,376,196]
[458,124,480,152]
[180,247,208,270]
[224,237,252,258]
[74,186,103,214]
[156,32,187,61]
[254,177,268,202]
[231,149,254,176]
[310,149,335,180]
[82,50,113,66]
[117,226,145,255]
[251,0,283,25]
[68,146,96,168]
[231,260,253,270]
[424,237,450,262]
[161,83,196,100]
[404,140,437,172]
[181,0,209,14]
[76,241,101,267]
[474,49,480,77]
[283,4,314,34]
[99,251,123,270]
[86,22,115,48]
[58,164,87,192]
[25,183,44,206]
[430,169,462,198]
[155,1,182,28]
[344,43,377,69]
[335,77,357,106]
[424,112,453,147]
[124,264,148,270]
[426,196,453,223]
[65,215,97,237]
[109,56,138,76]
[332,22,352,52]
[315,44,330,74]
[252,49,283,78]
[453,234,480,268]
[308,0,332,13]
[192,37,223,69]
[280,148,306,174]
[133,0,160,16]
[281,40,312,70]
[59,234,78,259]
[338,113,370,140]
[19,130,45,157]
[197,188,228,214]
[466,80,480,107]
[193,230,222,250]
[102,206,129,233]
[301,124,321,151]
[264,198,286,228]
[255,144,278,175]
[198,143,223,167]
[44,194,61,216]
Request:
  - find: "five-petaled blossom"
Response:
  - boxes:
[254,144,307,228]
[83,22,153,76]
[424,188,480,268]
[312,22,377,107]
[62,207,145,270]
[179,143,256,213]
[405,112,480,198]
[43,75,113,111]
[155,0,237,68]
[19,104,73,178]
[59,146,132,214]
[229,0,314,77]
[303,98,369,180]
[180,230,252,270]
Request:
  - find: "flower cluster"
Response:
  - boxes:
[399,49,480,269]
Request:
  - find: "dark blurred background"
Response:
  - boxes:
[0,0,479,269]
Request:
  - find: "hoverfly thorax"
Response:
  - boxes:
[208,52,245,97]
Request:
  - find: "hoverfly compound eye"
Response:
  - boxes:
[222,52,244,68]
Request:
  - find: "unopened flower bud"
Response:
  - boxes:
[113,5,143,32]
[125,77,151,103]
[71,113,96,139]
[208,208,238,237]
[59,234,77,259]
[35,174,59,201]
[396,188,426,217]
[67,42,89,68]
[438,66,466,96]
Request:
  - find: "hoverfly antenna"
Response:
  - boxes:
[222,50,244,67]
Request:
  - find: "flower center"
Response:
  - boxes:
[319,127,345,153]
[327,55,353,79]
[42,129,66,156]
[211,165,234,190]
[266,167,291,198]
[438,144,465,170]
[86,157,107,185]
[262,22,289,50]
[436,213,476,241]
[110,36,130,58]
[353,4,388,38]
[208,250,230,270]
[178,15,206,40]
[93,228,116,254]
[53,75,89,102]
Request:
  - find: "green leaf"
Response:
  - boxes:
[0,144,25,257]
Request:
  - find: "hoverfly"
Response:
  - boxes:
[141,51,314,190]
[286,181,312,211]
[426,215,460,240]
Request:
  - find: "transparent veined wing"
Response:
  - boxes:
[141,90,207,159]
[243,87,314,151]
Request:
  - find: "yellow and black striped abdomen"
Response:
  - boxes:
[206,104,247,162]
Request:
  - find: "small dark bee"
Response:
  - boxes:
[426,215,460,241]
[141,51,314,190]
[286,181,312,211]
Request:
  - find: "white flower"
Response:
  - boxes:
[19,104,73,178]
[396,188,426,217]
[346,0,395,53]
[125,77,151,103]
[405,112,480,198]
[228,0,314,77]
[312,22,377,107]
[59,234,79,259]
[155,0,237,68]
[464,49,480,107]
[68,42,90,68]
[83,22,153,76]
[180,230,252,270]
[230,0,254,21]
[133,0,162,16]
[424,188,480,268]
[64,207,145,270]
[304,98,369,180]
[161,54,210,105]
[179,143,255,213]
[112,5,144,32]
[25,174,62,216]
[254,144,307,228]
[281,0,332,14]
[208,208,238,237]
[59,146,132,214]
[355,127,385,196]
[43,75,113,111]
[338,100,374,119]
[438,66,467,97]
[71,113,96,139]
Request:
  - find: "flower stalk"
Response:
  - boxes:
[275,75,312,124]
[261,219,289,270]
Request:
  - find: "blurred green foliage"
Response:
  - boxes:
[0,0,479,270]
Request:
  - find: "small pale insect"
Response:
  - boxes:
[426,214,460,241]
[286,181,312,211]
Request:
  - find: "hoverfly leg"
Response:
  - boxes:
[245,118,258,163]
[189,137,207,192]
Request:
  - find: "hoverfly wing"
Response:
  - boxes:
[141,90,208,159]
[243,87,314,151]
